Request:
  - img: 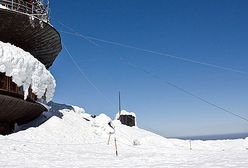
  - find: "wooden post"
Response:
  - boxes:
[189,140,192,150]
[107,133,111,145]
[114,138,118,156]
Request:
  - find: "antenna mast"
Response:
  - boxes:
[118,91,121,118]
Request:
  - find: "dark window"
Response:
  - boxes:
[32,93,37,101]
[0,73,37,100]
[28,87,37,101]
[9,78,17,92]
[0,73,8,90]
[28,87,32,98]
[120,115,135,127]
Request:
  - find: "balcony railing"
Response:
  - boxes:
[0,0,49,22]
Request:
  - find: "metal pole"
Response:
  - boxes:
[114,138,118,156]
[46,0,50,22]
[32,2,33,14]
[118,91,121,118]
[11,0,13,10]
[107,133,111,145]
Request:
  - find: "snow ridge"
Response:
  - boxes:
[1,102,248,167]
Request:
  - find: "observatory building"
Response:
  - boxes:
[0,0,61,134]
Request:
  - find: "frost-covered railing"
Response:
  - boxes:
[0,0,49,22]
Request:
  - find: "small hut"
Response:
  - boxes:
[116,110,136,127]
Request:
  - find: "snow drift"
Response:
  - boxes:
[0,102,247,167]
[0,41,55,102]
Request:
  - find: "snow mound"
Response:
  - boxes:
[93,114,115,135]
[0,41,56,102]
[1,102,248,167]
[12,102,162,146]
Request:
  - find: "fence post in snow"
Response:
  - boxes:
[107,133,111,145]
[189,140,192,150]
[114,138,118,156]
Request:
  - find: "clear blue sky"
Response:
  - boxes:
[49,0,248,137]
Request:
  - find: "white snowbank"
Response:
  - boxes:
[0,41,56,102]
[13,102,115,143]
[72,105,85,114]
[1,102,248,167]
[93,114,115,134]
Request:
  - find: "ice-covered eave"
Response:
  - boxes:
[0,41,56,102]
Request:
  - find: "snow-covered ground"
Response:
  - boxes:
[0,41,55,102]
[0,102,247,168]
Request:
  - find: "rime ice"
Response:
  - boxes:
[0,41,56,102]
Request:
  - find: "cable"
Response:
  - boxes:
[56,20,248,127]
[119,57,248,124]
[57,21,102,48]
[85,37,247,74]
[62,42,116,109]
[55,21,247,75]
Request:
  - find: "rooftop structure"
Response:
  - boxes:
[0,0,61,68]
[1,0,49,22]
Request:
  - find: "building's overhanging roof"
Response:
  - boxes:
[0,9,62,68]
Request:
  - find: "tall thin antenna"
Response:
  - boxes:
[118,91,121,118]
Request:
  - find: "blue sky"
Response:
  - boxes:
[49,0,248,137]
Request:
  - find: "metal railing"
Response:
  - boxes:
[0,0,49,22]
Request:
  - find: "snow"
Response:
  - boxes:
[116,110,137,118]
[0,41,55,102]
[0,102,247,167]
[0,4,8,10]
